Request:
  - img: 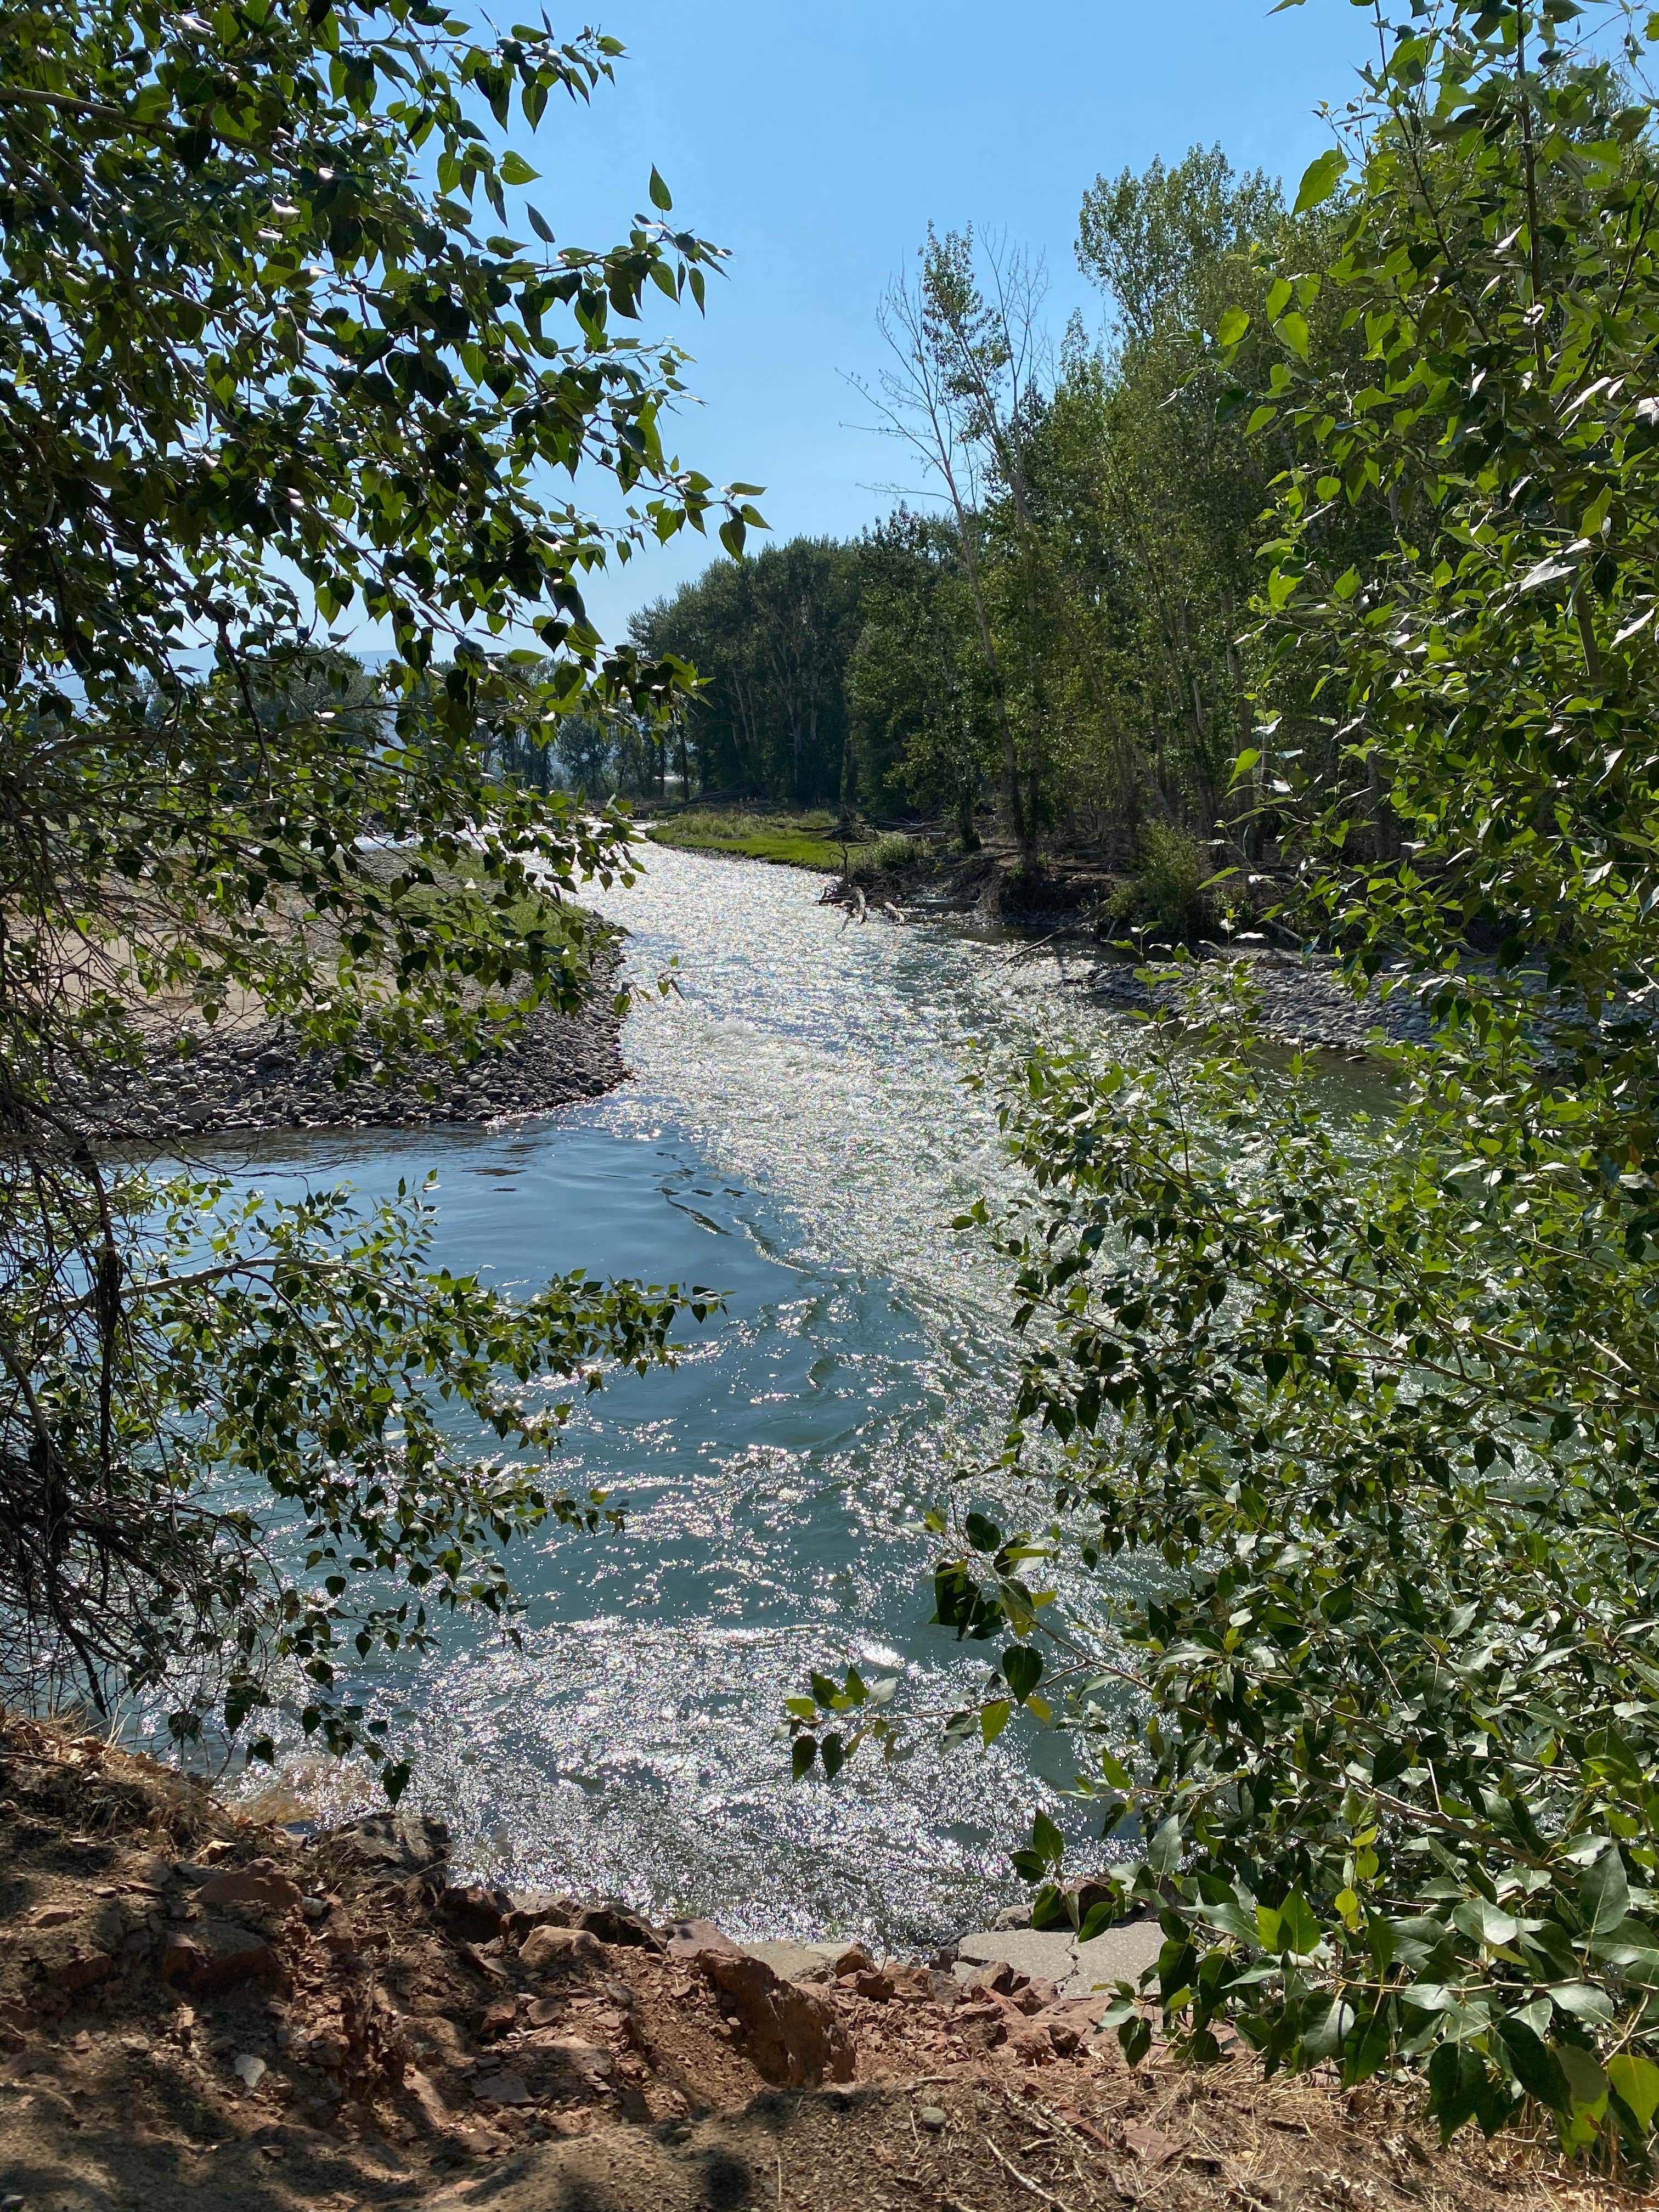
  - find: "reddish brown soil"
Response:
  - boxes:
[0,1718,1633,2212]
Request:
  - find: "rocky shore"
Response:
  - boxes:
[822,845,1437,1054]
[63,943,627,1147]
[0,1717,1581,2212]
[1079,943,1438,1052]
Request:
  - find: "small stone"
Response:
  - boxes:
[917,2106,948,2131]
[473,2070,533,2107]
[233,2053,268,2090]
[301,1895,329,1920]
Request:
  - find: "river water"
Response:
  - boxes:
[217,843,1135,1949]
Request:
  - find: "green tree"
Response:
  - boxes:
[0,0,754,1780]
[802,0,1659,2159]
[555,713,617,802]
[631,538,861,806]
[847,510,992,844]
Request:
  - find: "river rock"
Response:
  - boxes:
[61,941,628,1143]
[665,1918,742,1961]
[955,1928,1074,1984]
[440,1882,512,1943]
[321,1812,450,1880]
[503,1892,579,1944]
[1068,1920,1165,1995]
[571,1904,665,1951]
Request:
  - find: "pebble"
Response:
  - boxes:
[301,1895,329,1920]
[918,2106,948,2131]
[233,2053,267,2088]
[62,946,626,1144]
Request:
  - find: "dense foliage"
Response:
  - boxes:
[794,0,1659,2164]
[627,163,1368,872]
[0,0,747,1776]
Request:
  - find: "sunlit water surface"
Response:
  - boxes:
[191,845,1147,1948]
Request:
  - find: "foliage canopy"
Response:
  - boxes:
[0,0,748,1778]
[795,0,1659,2163]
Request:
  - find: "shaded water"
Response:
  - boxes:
[216,844,1135,1948]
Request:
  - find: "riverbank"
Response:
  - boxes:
[0,1717,1608,2212]
[809,838,1436,1053]
[644,809,851,871]
[62,941,627,1146]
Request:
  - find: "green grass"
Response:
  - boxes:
[645,809,853,872]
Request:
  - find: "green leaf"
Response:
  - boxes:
[1549,1982,1616,2025]
[1497,2016,1569,2113]
[1003,1645,1044,1701]
[499,150,538,186]
[1031,1809,1065,1865]
[1608,2052,1659,2130]
[981,1698,1011,1746]
[1278,311,1311,361]
[1452,1897,1520,1947]
[1427,2041,1488,2141]
[965,1511,1003,1553]
[1277,1891,1322,1957]
[791,1737,817,1781]
[1583,1848,1629,1934]
[1301,1995,1354,2063]
[1217,306,1250,348]
[1556,2043,1609,2118]
[1198,1898,1262,1946]
[1147,1815,1182,1874]
[648,165,673,211]
[1294,146,1348,215]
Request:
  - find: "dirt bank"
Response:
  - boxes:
[0,1718,1622,2212]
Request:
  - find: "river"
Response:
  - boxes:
[213,843,1136,1950]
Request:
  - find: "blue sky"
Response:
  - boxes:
[511,1,1380,645]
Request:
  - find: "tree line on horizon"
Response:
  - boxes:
[599,147,1380,877]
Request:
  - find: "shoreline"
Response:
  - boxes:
[63,941,628,1147]
[0,1714,1601,2212]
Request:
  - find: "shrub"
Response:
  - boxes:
[1107,825,1214,941]
[873,832,923,873]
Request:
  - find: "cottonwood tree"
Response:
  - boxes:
[0,0,753,1784]
[854,227,1056,866]
[800,0,1659,2160]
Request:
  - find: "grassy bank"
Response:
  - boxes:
[644,809,934,878]
[644,808,852,871]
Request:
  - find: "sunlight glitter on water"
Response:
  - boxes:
[227,843,1137,1947]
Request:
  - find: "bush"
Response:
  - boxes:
[873,832,923,873]
[1106,825,1214,941]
